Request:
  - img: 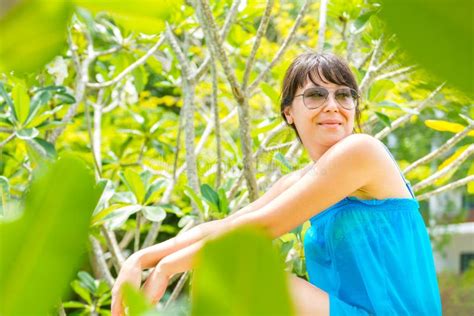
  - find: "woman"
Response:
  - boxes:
[111,53,442,315]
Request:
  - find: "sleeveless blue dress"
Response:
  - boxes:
[303,146,442,315]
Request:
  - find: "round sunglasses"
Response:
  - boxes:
[294,86,359,110]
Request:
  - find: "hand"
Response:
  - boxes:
[142,263,171,306]
[111,256,142,316]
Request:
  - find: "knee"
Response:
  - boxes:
[287,274,330,316]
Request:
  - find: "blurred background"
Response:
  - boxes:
[0,0,473,315]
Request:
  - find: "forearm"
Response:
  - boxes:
[132,202,257,270]
[132,219,224,269]
[156,212,270,277]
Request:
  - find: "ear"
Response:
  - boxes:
[283,107,293,124]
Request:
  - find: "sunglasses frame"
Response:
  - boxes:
[294,86,359,110]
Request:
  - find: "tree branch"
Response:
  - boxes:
[358,35,385,97]
[163,271,189,310]
[404,122,474,174]
[89,236,114,287]
[242,0,274,90]
[165,24,193,79]
[412,144,474,192]
[417,175,474,201]
[248,0,309,93]
[48,26,95,144]
[86,36,165,89]
[100,226,125,273]
[317,0,328,52]
[375,65,417,81]
[191,0,241,83]
[374,83,445,140]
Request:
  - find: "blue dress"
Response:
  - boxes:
[303,146,442,315]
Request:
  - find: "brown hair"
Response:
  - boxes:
[280,52,362,143]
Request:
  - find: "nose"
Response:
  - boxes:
[323,94,339,112]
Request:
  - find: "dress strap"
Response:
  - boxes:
[381,144,416,199]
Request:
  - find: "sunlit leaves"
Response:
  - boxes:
[425,120,474,136]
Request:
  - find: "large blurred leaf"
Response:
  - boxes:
[75,0,182,34]
[0,0,73,73]
[122,283,158,316]
[191,225,295,316]
[381,0,473,94]
[0,154,100,315]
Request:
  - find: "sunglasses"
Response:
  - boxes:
[294,86,359,110]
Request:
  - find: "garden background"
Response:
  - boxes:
[0,0,473,315]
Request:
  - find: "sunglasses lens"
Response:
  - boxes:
[335,88,357,109]
[303,87,328,109]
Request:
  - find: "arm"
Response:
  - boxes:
[131,169,303,269]
[143,135,386,297]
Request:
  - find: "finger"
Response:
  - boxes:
[142,270,158,300]
[111,293,124,316]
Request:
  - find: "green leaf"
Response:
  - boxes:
[368,79,394,102]
[375,112,391,128]
[24,137,57,161]
[144,179,166,205]
[98,204,142,229]
[381,0,473,94]
[78,271,97,294]
[0,83,16,123]
[217,188,230,214]
[119,169,146,204]
[142,205,166,222]
[121,283,158,316]
[274,152,293,172]
[55,91,76,104]
[0,0,74,73]
[200,184,219,209]
[25,89,53,126]
[260,82,280,107]
[0,176,10,217]
[191,225,295,316]
[15,128,39,140]
[351,9,378,34]
[75,0,182,34]
[25,105,64,129]
[0,154,100,315]
[71,280,92,304]
[11,80,30,125]
[62,301,86,309]
[183,185,204,213]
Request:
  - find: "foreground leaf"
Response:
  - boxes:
[0,154,100,315]
[0,0,73,73]
[191,225,295,316]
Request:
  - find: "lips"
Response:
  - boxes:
[317,120,342,126]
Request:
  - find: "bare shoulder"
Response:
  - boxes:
[323,133,388,166]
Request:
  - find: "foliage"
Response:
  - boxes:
[437,262,474,315]
[63,271,112,315]
[0,0,472,315]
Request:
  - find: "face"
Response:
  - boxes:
[283,74,356,155]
